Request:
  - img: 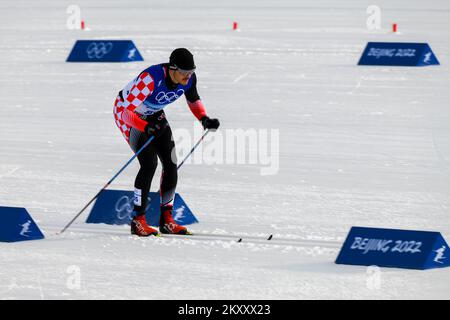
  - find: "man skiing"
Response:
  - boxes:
[113,48,220,236]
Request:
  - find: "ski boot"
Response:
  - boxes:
[159,205,191,235]
[131,214,160,237]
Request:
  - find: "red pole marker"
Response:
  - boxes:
[81,20,85,30]
[392,23,397,33]
[233,22,238,30]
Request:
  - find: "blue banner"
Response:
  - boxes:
[86,190,198,227]
[358,42,439,66]
[335,227,449,269]
[66,40,144,62]
[0,206,45,242]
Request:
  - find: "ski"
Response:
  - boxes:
[159,231,341,248]
[192,232,274,243]
[159,232,273,243]
[51,224,340,248]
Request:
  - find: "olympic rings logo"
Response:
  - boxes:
[155,89,184,104]
[115,195,151,220]
[115,196,134,220]
[86,42,113,59]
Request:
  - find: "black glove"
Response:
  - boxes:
[201,116,220,131]
[145,111,168,138]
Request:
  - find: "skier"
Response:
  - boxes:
[113,48,220,236]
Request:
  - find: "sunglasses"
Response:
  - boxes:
[177,68,196,76]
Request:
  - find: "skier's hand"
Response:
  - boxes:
[145,111,168,138]
[201,116,220,131]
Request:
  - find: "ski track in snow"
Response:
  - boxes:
[1,0,450,299]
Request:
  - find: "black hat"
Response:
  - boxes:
[169,48,196,70]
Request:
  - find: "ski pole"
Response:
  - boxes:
[177,129,210,170]
[58,129,210,234]
[58,135,156,234]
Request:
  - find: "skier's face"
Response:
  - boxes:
[174,69,195,85]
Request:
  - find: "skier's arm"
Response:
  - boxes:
[122,72,155,132]
[187,100,207,120]
[185,74,219,130]
[185,74,207,120]
[122,109,147,132]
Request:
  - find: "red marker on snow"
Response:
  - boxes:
[233,22,238,30]
[392,23,397,33]
[81,20,85,30]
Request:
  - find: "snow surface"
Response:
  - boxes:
[1,0,450,299]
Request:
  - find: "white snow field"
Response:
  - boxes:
[1,0,450,300]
